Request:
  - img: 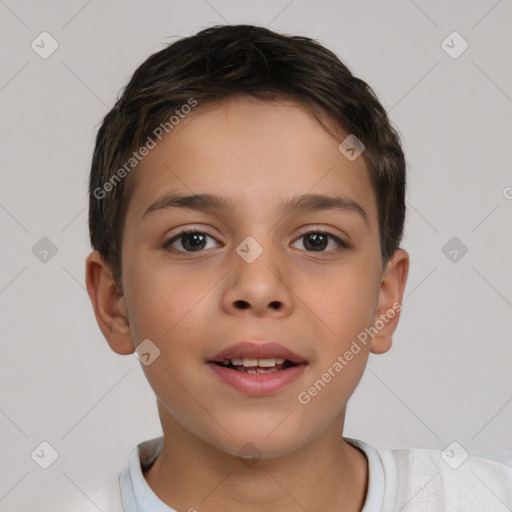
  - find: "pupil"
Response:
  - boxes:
[183,233,206,251]
[305,233,327,251]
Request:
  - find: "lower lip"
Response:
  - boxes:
[207,362,307,396]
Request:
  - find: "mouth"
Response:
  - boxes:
[211,357,298,374]
[207,341,308,395]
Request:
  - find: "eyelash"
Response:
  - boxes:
[164,228,350,254]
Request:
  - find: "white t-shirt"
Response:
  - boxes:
[66,436,512,511]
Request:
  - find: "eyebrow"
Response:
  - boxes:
[143,192,368,224]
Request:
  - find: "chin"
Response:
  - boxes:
[204,419,309,461]
[219,438,302,463]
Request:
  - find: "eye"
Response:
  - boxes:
[164,229,221,253]
[291,230,349,253]
[164,228,349,254]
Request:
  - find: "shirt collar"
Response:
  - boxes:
[120,436,385,511]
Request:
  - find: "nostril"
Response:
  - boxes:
[233,300,282,310]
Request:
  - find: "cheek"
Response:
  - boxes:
[295,352,368,441]
[305,266,379,345]
[125,265,213,417]
[123,256,214,343]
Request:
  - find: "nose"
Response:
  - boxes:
[221,238,295,318]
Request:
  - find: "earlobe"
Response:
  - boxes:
[370,249,409,355]
[85,251,135,355]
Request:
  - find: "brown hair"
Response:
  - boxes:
[89,24,406,290]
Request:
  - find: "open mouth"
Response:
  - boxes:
[208,342,308,395]
[212,357,298,374]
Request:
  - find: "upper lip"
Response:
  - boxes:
[209,341,307,364]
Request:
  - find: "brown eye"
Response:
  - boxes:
[165,230,219,252]
[292,231,348,253]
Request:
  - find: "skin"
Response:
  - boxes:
[86,96,409,512]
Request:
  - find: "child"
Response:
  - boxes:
[80,24,512,511]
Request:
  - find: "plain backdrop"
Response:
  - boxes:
[1,0,511,510]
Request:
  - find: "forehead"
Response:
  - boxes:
[126,96,378,227]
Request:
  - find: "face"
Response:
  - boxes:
[89,96,407,459]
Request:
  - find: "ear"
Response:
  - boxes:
[85,251,135,355]
[370,249,409,355]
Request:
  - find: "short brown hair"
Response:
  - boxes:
[89,24,406,290]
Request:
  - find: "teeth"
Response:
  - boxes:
[257,358,277,367]
[220,357,288,367]
[245,367,279,374]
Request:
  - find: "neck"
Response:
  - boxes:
[143,408,368,512]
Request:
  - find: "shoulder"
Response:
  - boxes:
[377,445,512,511]
[59,471,124,512]
[89,472,124,510]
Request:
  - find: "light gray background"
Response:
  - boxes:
[1,0,511,510]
